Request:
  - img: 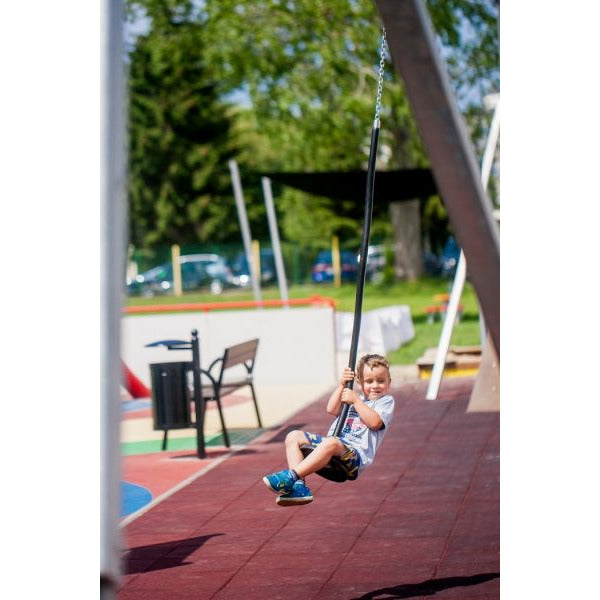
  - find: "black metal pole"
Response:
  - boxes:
[191,329,206,458]
[333,120,380,438]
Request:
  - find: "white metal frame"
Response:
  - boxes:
[229,159,262,302]
[261,177,290,304]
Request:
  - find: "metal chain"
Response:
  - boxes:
[374,27,387,123]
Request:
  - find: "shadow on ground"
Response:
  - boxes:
[352,572,500,599]
[123,533,224,574]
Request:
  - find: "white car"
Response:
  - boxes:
[358,245,386,281]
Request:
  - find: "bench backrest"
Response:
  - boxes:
[222,338,259,373]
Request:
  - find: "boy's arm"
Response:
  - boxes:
[326,385,343,416]
[327,367,355,416]
[344,392,384,431]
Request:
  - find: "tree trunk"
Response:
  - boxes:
[390,199,423,280]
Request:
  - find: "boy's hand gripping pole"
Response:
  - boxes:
[332,119,380,438]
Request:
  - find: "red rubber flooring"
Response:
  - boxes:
[119,377,499,599]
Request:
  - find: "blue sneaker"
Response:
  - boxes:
[262,470,296,495]
[276,480,313,507]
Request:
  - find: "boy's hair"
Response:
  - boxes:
[356,353,391,382]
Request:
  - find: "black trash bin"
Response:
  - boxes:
[146,330,206,458]
[149,361,193,432]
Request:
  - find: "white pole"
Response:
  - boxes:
[481,97,500,190]
[425,251,467,400]
[100,0,126,596]
[229,160,261,303]
[261,177,289,304]
[426,96,500,401]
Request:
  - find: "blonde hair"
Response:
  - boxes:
[355,353,391,382]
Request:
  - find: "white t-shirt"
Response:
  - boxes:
[327,393,395,474]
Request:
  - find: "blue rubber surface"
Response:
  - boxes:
[120,481,153,517]
[121,399,151,413]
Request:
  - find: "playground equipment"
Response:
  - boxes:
[300,26,388,483]
[103,3,500,594]
[425,95,500,401]
[121,360,150,398]
[229,160,290,305]
[376,0,500,357]
[228,159,262,303]
[101,0,127,596]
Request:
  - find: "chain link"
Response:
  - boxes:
[374,27,387,123]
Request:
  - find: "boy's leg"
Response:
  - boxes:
[264,432,347,504]
[263,431,308,495]
[284,430,310,470]
[293,436,347,479]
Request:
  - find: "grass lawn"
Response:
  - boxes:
[124,277,482,365]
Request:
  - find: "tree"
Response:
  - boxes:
[201,0,498,252]
[127,0,240,248]
[126,0,499,258]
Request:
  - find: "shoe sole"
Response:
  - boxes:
[276,495,313,507]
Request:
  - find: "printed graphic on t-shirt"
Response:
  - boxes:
[341,408,364,440]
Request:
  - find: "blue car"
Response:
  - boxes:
[229,249,277,287]
[311,250,358,283]
[440,237,461,277]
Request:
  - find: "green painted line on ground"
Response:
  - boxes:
[121,428,265,456]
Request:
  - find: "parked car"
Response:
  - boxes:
[229,249,277,287]
[359,244,386,282]
[440,237,461,277]
[127,254,237,296]
[311,250,358,283]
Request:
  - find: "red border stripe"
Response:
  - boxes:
[123,295,337,314]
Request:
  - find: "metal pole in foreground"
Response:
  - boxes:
[261,177,289,304]
[333,119,380,437]
[100,0,126,596]
[229,160,262,303]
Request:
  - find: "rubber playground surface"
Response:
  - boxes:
[118,376,499,599]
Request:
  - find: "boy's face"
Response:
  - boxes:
[359,364,391,400]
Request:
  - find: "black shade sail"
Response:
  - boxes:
[251,168,438,219]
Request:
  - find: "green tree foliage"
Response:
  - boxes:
[126,0,499,254]
[201,0,498,251]
[127,0,240,247]
[203,0,426,171]
[201,0,421,251]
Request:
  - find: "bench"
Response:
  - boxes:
[424,303,464,324]
[199,338,262,448]
[158,338,262,451]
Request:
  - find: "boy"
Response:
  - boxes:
[263,353,395,506]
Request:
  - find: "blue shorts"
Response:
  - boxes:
[303,432,361,480]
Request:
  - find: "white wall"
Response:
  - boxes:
[121,306,338,387]
[335,305,415,355]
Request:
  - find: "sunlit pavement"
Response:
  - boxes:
[118,376,499,599]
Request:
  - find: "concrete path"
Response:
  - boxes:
[118,376,499,599]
